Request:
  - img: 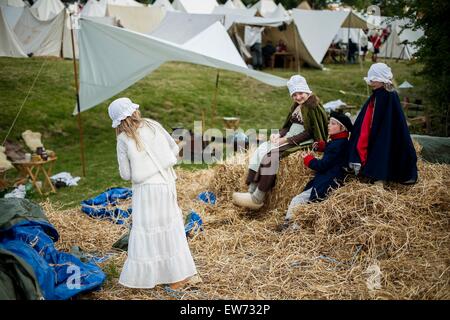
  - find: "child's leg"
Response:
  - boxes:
[285,188,312,221]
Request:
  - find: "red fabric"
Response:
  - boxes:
[371,35,381,49]
[315,140,326,152]
[330,131,349,141]
[356,98,375,166]
[303,154,315,167]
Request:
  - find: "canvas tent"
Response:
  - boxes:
[1,3,24,28]
[76,17,286,113]
[30,0,64,21]
[232,0,246,9]
[0,0,25,7]
[0,5,27,57]
[153,0,175,12]
[297,1,311,10]
[81,0,107,17]
[106,4,165,33]
[251,0,277,17]
[14,6,65,57]
[378,18,424,60]
[172,0,218,14]
[288,9,370,68]
[149,11,223,44]
[265,3,289,19]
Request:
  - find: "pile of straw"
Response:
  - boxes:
[43,141,449,299]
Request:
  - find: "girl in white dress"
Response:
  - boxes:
[108,97,197,289]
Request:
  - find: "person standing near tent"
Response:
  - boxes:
[369,30,382,62]
[108,98,197,290]
[245,26,265,70]
[232,75,328,210]
[360,29,369,62]
[348,63,418,185]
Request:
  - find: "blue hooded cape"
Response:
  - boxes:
[348,87,418,183]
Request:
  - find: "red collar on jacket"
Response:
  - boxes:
[330,131,349,140]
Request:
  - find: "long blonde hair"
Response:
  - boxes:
[116,110,145,150]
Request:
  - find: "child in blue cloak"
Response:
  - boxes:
[280,112,353,231]
[348,63,418,184]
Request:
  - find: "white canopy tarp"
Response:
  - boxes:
[0,5,27,57]
[14,6,64,56]
[31,0,64,21]
[172,0,218,14]
[291,9,369,68]
[77,17,286,113]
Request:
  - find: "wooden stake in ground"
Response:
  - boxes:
[70,13,86,177]
[211,71,220,122]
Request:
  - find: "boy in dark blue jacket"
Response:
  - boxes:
[280,112,353,231]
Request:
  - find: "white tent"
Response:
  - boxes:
[14,6,65,56]
[232,0,246,9]
[378,18,423,60]
[291,9,369,68]
[153,0,175,12]
[265,3,289,19]
[30,0,64,20]
[108,0,144,6]
[149,11,223,44]
[76,17,286,113]
[212,4,257,29]
[0,0,24,7]
[62,10,78,59]
[1,4,24,28]
[81,0,107,17]
[251,0,277,17]
[172,0,218,14]
[0,5,27,57]
[107,4,165,33]
[297,1,311,10]
[223,0,234,9]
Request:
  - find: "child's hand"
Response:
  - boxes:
[270,133,280,144]
[300,151,309,159]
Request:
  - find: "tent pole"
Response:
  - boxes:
[293,22,300,73]
[70,13,86,177]
[211,71,220,122]
[347,10,351,65]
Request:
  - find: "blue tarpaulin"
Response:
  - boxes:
[184,210,203,237]
[197,191,216,205]
[0,199,106,300]
[81,187,132,224]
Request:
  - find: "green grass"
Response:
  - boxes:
[0,57,426,208]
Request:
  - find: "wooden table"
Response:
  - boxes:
[271,52,296,70]
[12,157,57,195]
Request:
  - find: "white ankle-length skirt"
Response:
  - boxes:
[118,182,197,288]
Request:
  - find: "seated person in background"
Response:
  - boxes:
[262,41,276,68]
